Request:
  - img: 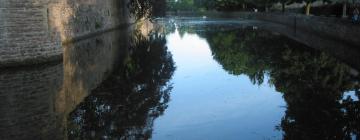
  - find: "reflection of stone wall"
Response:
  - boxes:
[0,27,131,140]
[0,64,64,140]
[248,13,360,46]
[55,29,130,137]
[0,0,132,67]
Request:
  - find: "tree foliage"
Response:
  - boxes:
[128,0,167,20]
[166,0,346,14]
[128,0,153,20]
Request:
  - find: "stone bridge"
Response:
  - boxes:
[0,0,131,67]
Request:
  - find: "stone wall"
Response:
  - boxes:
[248,13,360,47]
[0,0,62,67]
[48,0,132,42]
[174,11,360,47]
[250,21,360,70]
[0,0,132,67]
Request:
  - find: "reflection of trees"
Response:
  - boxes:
[205,27,360,140]
[67,30,175,140]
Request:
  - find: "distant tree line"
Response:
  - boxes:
[128,0,357,19]
[167,0,356,17]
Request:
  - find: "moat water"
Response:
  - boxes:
[1,18,359,140]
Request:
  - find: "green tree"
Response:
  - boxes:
[128,0,153,20]
[129,0,167,20]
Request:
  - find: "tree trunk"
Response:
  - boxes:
[282,2,285,13]
[305,2,311,16]
[342,2,347,18]
[242,3,246,10]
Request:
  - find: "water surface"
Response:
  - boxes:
[151,18,360,140]
[1,18,359,140]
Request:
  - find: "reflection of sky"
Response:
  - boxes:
[344,91,359,101]
[152,28,286,140]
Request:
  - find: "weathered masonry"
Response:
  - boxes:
[0,0,131,67]
[0,28,130,140]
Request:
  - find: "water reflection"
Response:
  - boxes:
[0,28,129,139]
[67,30,175,139]
[153,18,360,139]
[153,23,285,139]
[0,63,64,140]
[186,22,360,139]
[1,18,360,140]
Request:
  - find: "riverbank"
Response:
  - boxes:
[164,17,360,71]
[168,11,360,47]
